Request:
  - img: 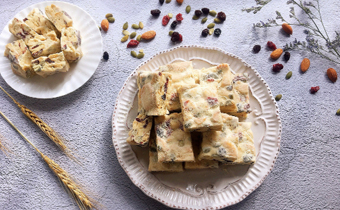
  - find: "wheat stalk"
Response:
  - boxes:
[0,86,77,161]
[0,134,11,155]
[0,110,95,210]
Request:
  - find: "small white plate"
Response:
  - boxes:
[112,45,282,209]
[0,1,103,99]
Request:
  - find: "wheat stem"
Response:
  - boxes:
[0,110,95,210]
[0,86,77,162]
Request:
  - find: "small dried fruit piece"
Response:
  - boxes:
[186,5,191,13]
[105,13,113,18]
[123,22,128,30]
[141,30,157,40]
[127,40,139,48]
[171,32,182,42]
[101,19,109,32]
[159,0,164,5]
[139,22,144,29]
[270,48,283,60]
[214,28,221,36]
[273,63,283,72]
[131,51,137,58]
[253,45,261,53]
[217,12,226,21]
[336,109,340,116]
[130,32,136,39]
[171,21,178,29]
[214,18,221,23]
[209,10,217,16]
[195,10,202,17]
[282,23,293,35]
[176,0,183,4]
[176,13,183,22]
[275,94,282,101]
[201,17,208,23]
[284,52,290,61]
[267,41,277,50]
[132,24,139,29]
[103,51,109,60]
[201,29,209,37]
[286,71,292,79]
[327,68,337,82]
[300,58,310,72]
[151,9,161,16]
[202,8,210,15]
[207,23,215,29]
[310,86,319,94]
[162,15,170,26]
[121,35,129,42]
[107,17,115,23]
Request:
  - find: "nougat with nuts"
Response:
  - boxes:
[31,52,69,77]
[126,113,153,147]
[24,8,60,37]
[45,4,73,32]
[137,71,172,116]
[61,27,82,62]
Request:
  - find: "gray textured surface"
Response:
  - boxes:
[0,0,339,209]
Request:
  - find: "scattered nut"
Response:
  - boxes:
[136,35,141,42]
[186,5,191,13]
[192,15,199,20]
[137,52,145,59]
[214,18,221,23]
[300,58,310,72]
[101,19,109,32]
[123,22,128,30]
[275,94,282,101]
[123,30,130,36]
[327,68,337,82]
[209,10,217,17]
[201,17,208,24]
[209,28,214,35]
[282,23,293,35]
[107,17,115,23]
[286,71,292,79]
[132,24,139,29]
[270,48,283,60]
[130,32,137,39]
[336,109,340,116]
[139,22,144,29]
[168,13,173,18]
[121,35,129,42]
[131,51,137,58]
[207,23,215,29]
[169,31,174,36]
[105,13,113,18]
[141,30,156,40]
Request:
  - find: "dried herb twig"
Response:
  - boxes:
[0,86,77,161]
[0,110,95,210]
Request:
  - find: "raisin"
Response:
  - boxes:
[143,119,149,128]
[103,51,109,60]
[151,9,161,17]
[159,0,164,5]
[32,45,39,49]
[176,13,183,22]
[162,15,170,26]
[45,58,54,63]
[310,86,320,94]
[170,20,178,29]
[272,63,283,72]
[202,8,209,15]
[23,18,28,21]
[217,12,226,21]
[253,45,261,53]
[267,41,277,50]
[214,28,221,36]
[32,60,39,64]
[284,52,291,61]
[127,40,139,48]
[201,28,209,37]
[171,31,181,42]
[195,10,202,17]
[161,94,166,100]
[164,78,169,93]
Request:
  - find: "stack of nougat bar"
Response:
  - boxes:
[126,61,256,172]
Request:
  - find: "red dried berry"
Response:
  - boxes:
[176,13,183,22]
[171,32,182,42]
[217,12,226,21]
[267,41,277,50]
[127,40,139,48]
[178,34,183,42]
[162,15,170,26]
[272,63,283,72]
[310,86,320,94]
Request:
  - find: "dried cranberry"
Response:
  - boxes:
[45,58,54,63]
[310,86,320,94]
[103,51,109,60]
[217,12,226,21]
[127,40,139,48]
[162,15,170,26]
[272,63,283,72]
[143,119,149,128]
[151,9,161,17]
[23,18,28,21]
[164,78,169,93]
[284,52,291,61]
[136,118,143,122]
[207,97,218,106]
[171,21,178,29]
[267,41,277,50]
[176,13,183,22]
[171,32,182,42]
[201,29,209,37]
[214,28,221,36]
[202,8,209,15]
[159,0,164,5]
[253,45,261,53]
[195,10,202,17]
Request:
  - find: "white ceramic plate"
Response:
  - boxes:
[112,45,282,209]
[0,1,102,99]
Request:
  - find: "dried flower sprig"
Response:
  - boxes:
[243,0,340,65]
[0,86,77,161]
[242,0,272,14]
[0,110,96,210]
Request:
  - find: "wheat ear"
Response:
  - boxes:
[0,111,95,210]
[0,86,77,161]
